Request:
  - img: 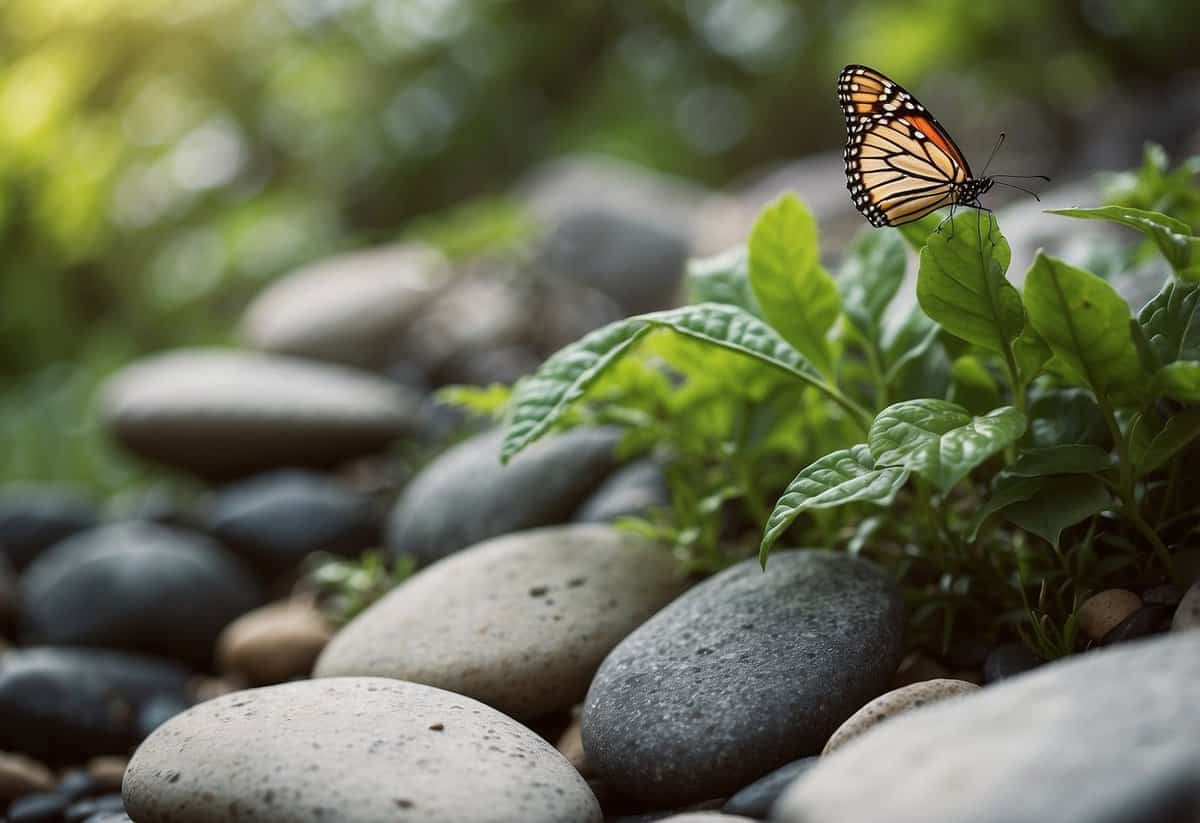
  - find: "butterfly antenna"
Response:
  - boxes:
[980,132,1006,176]
[992,173,1052,181]
[992,180,1043,201]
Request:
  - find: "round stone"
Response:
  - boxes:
[122,678,601,823]
[0,486,97,571]
[217,600,333,686]
[582,550,904,806]
[241,243,450,368]
[822,679,979,755]
[572,460,670,523]
[316,525,688,720]
[982,643,1041,683]
[100,349,422,479]
[1077,588,1142,641]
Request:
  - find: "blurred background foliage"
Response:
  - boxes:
[2,0,1199,491]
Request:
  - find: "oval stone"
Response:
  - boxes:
[100,349,422,479]
[122,678,601,823]
[822,679,978,755]
[386,427,620,564]
[241,243,450,368]
[21,522,259,667]
[774,631,1200,823]
[0,486,98,571]
[317,525,688,719]
[582,550,904,806]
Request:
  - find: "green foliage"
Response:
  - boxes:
[304,551,416,627]
[505,160,1200,660]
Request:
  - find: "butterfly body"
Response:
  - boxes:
[839,64,995,227]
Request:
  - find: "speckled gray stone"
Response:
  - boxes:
[385,427,620,564]
[101,349,422,479]
[123,678,601,823]
[773,631,1200,823]
[822,679,978,754]
[316,525,689,719]
[583,550,904,806]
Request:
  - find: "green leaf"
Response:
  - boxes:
[748,194,840,377]
[686,246,762,316]
[1137,280,1200,366]
[898,212,944,251]
[1013,327,1052,384]
[501,303,827,462]
[1006,444,1112,477]
[916,211,1024,354]
[1047,206,1195,274]
[1022,253,1144,402]
[966,475,1046,541]
[1154,361,1200,402]
[759,444,909,566]
[1029,388,1107,447]
[868,399,1026,491]
[882,307,950,400]
[1139,410,1200,474]
[1002,474,1111,548]
[948,356,1001,416]
[839,228,907,343]
[434,383,512,418]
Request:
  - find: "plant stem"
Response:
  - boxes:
[864,340,889,411]
[823,385,873,436]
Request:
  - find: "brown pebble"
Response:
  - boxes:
[217,600,334,686]
[1078,589,1142,641]
[189,674,247,704]
[86,755,129,791]
[0,751,55,802]
[555,718,589,777]
[823,679,978,755]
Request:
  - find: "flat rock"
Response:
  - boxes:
[317,525,688,719]
[573,460,670,523]
[386,427,620,564]
[0,647,189,766]
[217,600,333,685]
[241,243,450,368]
[773,631,1200,823]
[822,679,978,755]
[21,522,259,667]
[0,487,97,571]
[582,550,904,806]
[123,678,601,823]
[100,349,422,479]
[204,470,380,576]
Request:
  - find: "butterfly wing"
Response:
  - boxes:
[838,65,973,227]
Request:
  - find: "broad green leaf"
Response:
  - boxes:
[1023,253,1143,402]
[1029,388,1107,447]
[434,383,511,418]
[839,228,907,342]
[1154,361,1200,402]
[1047,206,1195,274]
[882,307,950,401]
[898,212,944,250]
[1002,474,1111,548]
[966,475,1046,541]
[1139,410,1200,475]
[748,194,840,377]
[949,356,1001,416]
[759,444,909,566]
[916,211,1024,353]
[686,246,762,316]
[501,303,824,462]
[1137,280,1200,366]
[1006,444,1112,477]
[1013,327,1051,384]
[868,399,1026,491]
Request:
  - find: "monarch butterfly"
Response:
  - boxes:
[838,64,1047,227]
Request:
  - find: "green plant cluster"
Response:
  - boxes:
[497,150,1200,660]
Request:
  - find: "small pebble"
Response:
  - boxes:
[1142,584,1181,607]
[1078,589,1142,641]
[1102,604,1172,645]
[55,769,98,803]
[84,758,127,794]
[64,793,125,823]
[0,752,54,803]
[7,791,67,823]
[556,718,589,777]
[1172,579,1200,632]
[983,643,1041,684]
[823,679,978,755]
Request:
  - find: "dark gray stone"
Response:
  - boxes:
[573,460,670,523]
[1102,604,1171,646]
[982,643,1041,684]
[100,349,423,480]
[386,427,620,564]
[6,792,65,823]
[0,487,97,571]
[205,470,380,577]
[582,550,904,807]
[773,631,1200,823]
[21,522,259,667]
[63,793,125,823]
[0,647,189,766]
[0,554,17,637]
[56,770,100,803]
[136,694,190,739]
[537,208,687,315]
[722,758,817,819]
